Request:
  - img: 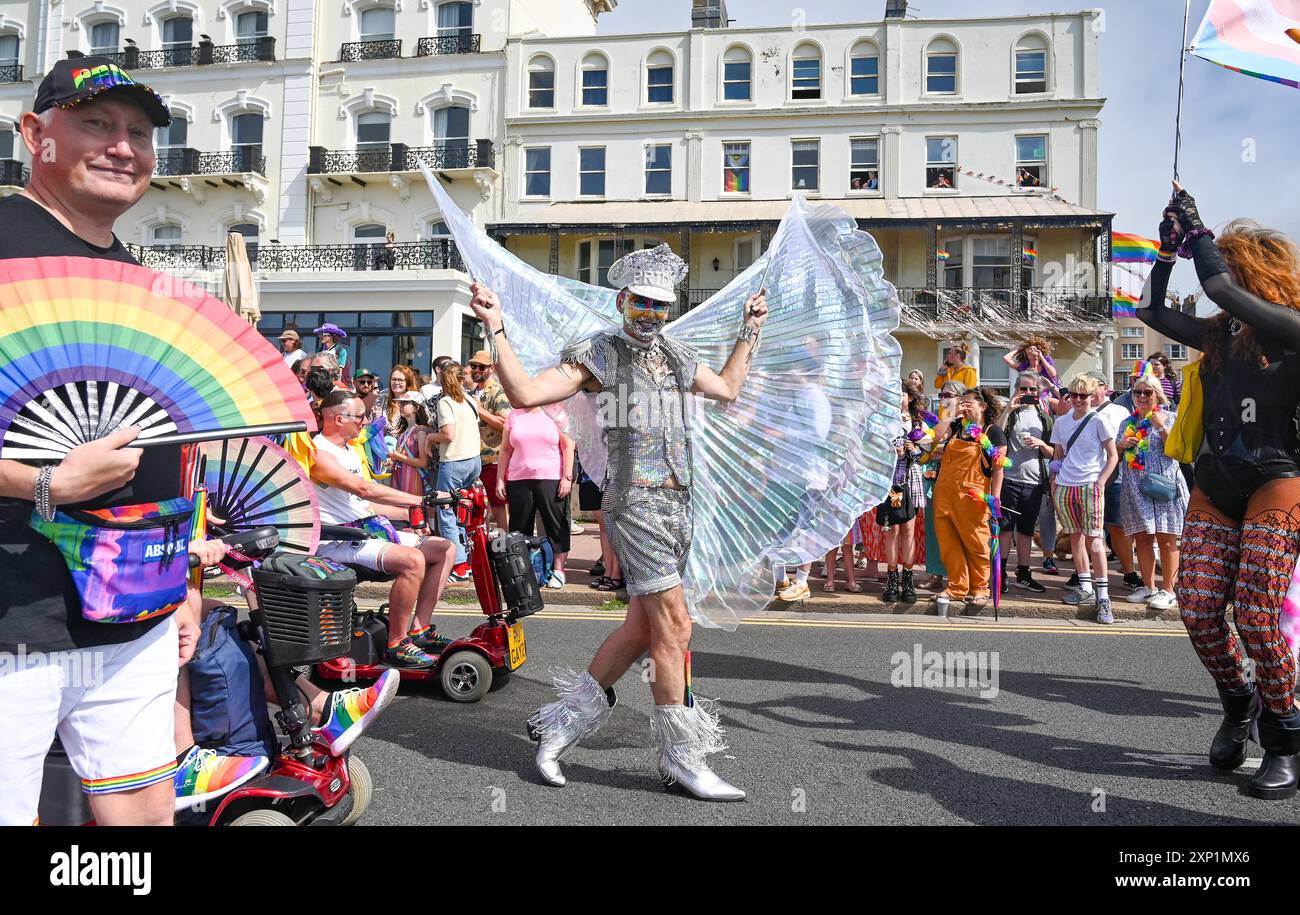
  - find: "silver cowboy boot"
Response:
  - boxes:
[651,701,746,802]
[526,669,616,787]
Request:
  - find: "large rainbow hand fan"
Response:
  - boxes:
[198,436,320,554]
[0,256,316,460]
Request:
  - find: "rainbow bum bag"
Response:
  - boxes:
[30,497,194,624]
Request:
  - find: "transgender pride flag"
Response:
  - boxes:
[1191,0,1300,90]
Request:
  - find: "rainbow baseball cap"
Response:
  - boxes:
[34,56,171,127]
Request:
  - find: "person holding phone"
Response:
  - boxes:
[934,342,977,392]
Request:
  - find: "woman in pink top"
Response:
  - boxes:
[496,406,576,588]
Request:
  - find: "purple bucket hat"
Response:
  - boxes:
[313,323,348,339]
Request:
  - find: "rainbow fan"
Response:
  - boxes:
[198,436,320,554]
[0,256,316,461]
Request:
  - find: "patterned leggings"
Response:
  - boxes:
[1177,481,1300,716]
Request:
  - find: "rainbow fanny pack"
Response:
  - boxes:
[30,497,194,624]
[343,514,402,544]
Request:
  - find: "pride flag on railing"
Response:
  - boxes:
[1191,0,1300,91]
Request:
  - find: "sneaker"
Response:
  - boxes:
[775,578,792,594]
[384,638,438,669]
[1065,572,1080,590]
[1063,588,1097,607]
[448,562,473,583]
[1122,571,1143,591]
[569,521,585,535]
[410,626,455,653]
[1042,557,1060,575]
[173,746,268,811]
[312,669,401,756]
[545,571,567,590]
[778,581,811,602]
[1096,599,1114,624]
[1147,589,1179,611]
[1127,585,1155,604]
[1013,569,1047,593]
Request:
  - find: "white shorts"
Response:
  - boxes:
[0,616,179,825]
[315,529,424,573]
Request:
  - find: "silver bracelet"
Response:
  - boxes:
[737,324,759,345]
[35,464,56,522]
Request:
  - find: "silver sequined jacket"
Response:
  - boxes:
[560,332,700,496]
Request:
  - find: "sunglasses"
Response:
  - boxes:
[623,293,671,313]
[1133,389,1156,397]
[1017,386,1039,393]
[335,413,367,422]
[468,363,490,370]
[1065,392,1090,400]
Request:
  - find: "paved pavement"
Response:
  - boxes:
[349,604,1299,826]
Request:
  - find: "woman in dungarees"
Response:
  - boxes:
[929,386,1007,615]
[1137,183,1300,800]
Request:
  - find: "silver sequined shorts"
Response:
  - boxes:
[603,487,693,597]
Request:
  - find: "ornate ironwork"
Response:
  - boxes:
[415,34,481,56]
[0,159,30,187]
[0,64,22,82]
[128,240,462,273]
[317,148,395,174]
[340,40,402,61]
[403,141,494,171]
[132,46,198,68]
[208,39,276,64]
[198,149,266,175]
[895,286,1110,325]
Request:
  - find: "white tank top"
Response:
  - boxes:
[313,434,372,525]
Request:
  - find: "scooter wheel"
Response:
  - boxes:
[228,808,296,827]
[440,650,492,703]
[340,755,372,826]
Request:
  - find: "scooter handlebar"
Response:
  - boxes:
[423,491,462,509]
[188,526,281,568]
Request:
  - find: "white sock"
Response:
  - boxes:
[795,568,810,585]
[1078,572,1093,594]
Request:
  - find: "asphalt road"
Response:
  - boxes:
[350,606,1300,826]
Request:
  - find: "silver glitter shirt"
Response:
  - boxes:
[561,332,699,494]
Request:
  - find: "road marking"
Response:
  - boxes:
[422,606,1186,637]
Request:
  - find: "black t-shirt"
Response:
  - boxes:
[0,195,182,652]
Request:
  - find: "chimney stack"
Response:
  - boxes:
[691,0,728,29]
[884,0,908,19]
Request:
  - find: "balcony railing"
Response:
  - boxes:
[0,159,30,187]
[154,148,267,177]
[895,286,1112,323]
[0,63,22,82]
[128,240,463,273]
[308,140,495,174]
[415,34,481,56]
[67,38,276,70]
[340,39,401,61]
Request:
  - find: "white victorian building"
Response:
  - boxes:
[0,0,1117,389]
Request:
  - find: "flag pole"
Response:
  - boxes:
[1173,0,1193,181]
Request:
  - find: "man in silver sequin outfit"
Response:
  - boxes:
[468,245,766,801]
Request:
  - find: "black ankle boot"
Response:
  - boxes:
[1247,709,1300,800]
[899,569,917,604]
[1209,685,1258,771]
[882,570,899,603]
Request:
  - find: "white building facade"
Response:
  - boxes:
[0,0,1116,389]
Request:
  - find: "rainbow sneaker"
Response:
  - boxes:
[173,746,268,811]
[312,668,401,756]
[410,626,455,654]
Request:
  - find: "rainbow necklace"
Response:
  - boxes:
[961,420,1012,469]
[1122,411,1155,471]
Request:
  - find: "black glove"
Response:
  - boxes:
[1165,188,1209,235]
[1157,214,1182,259]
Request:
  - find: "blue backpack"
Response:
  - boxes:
[530,538,556,586]
[186,606,278,761]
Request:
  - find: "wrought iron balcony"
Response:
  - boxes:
[65,38,276,70]
[154,148,267,177]
[307,140,495,175]
[0,159,30,187]
[415,34,481,56]
[895,286,1112,323]
[0,64,22,82]
[340,39,402,61]
[128,239,463,273]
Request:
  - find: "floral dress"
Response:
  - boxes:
[1117,410,1190,536]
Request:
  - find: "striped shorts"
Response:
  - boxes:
[1053,481,1104,536]
[603,486,693,597]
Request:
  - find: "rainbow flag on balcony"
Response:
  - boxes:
[936,249,950,261]
[1022,247,1038,263]
[1191,0,1300,91]
[1112,233,1160,264]
[1112,289,1139,318]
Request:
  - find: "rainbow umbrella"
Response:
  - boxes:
[0,256,315,460]
[198,436,320,554]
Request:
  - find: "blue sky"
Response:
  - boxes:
[598,1,1299,298]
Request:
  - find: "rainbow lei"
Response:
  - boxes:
[962,420,1012,469]
[1121,411,1155,471]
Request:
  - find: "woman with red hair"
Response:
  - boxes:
[1137,183,1300,801]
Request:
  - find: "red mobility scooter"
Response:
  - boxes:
[314,484,544,702]
[39,528,375,826]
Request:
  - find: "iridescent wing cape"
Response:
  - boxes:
[421,165,901,630]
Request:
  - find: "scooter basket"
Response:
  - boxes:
[250,552,356,667]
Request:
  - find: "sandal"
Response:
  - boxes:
[594,577,625,592]
[587,576,610,589]
[845,582,862,593]
[822,580,836,593]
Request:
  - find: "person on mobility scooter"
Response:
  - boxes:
[308,390,459,669]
